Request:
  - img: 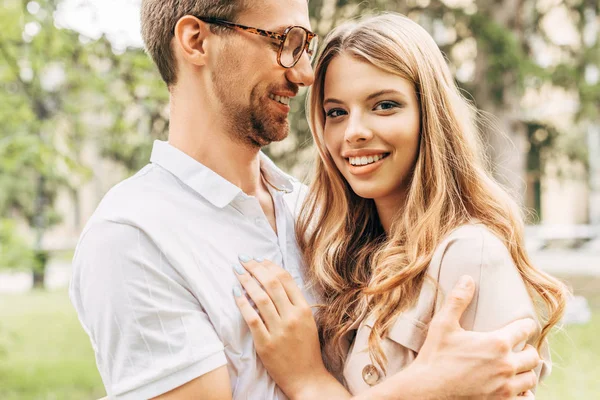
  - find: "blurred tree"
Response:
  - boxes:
[1,0,597,283]
[0,0,168,286]
[86,38,169,172]
[0,219,35,270]
[0,0,89,286]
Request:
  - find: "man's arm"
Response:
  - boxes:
[152,366,232,400]
[357,276,539,400]
[233,259,539,400]
[70,220,231,399]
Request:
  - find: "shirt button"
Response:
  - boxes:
[254,217,262,225]
[362,364,381,386]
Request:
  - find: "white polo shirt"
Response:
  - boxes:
[70,140,311,400]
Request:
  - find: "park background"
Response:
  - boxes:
[0,0,599,398]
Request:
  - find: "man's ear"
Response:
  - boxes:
[173,16,212,67]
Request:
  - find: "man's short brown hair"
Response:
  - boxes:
[141,0,249,87]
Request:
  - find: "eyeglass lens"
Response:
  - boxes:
[281,27,316,67]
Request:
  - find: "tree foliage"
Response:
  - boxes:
[0,0,597,277]
[0,0,166,280]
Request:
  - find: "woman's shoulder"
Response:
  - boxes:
[426,222,530,331]
[441,221,505,247]
[431,221,511,272]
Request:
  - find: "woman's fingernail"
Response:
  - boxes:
[238,254,251,263]
[233,264,246,275]
[254,257,264,263]
[233,286,242,297]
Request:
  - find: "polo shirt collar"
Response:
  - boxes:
[259,151,295,194]
[150,140,294,208]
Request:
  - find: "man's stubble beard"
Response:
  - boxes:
[211,68,290,148]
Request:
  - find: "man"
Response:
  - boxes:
[70,0,541,399]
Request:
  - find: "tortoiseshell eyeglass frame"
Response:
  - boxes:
[196,17,318,68]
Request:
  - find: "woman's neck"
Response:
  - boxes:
[374,190,408,235]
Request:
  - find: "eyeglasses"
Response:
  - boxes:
[197,17,319,69]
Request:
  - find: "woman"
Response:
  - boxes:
[233,12,567,397]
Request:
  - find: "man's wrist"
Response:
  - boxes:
[289,369,350,400]
[358,362,445,400]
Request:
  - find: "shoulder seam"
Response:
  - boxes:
[473,227,486,326]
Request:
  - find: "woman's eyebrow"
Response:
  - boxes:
[323,98,344,106]
[365,89,406,101]
[324,89,407,106]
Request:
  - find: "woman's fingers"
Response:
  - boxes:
[241,257,309,308]
[233,286,270,343]
[233,263,281,330]
[261,259,310,308]
[238,257,306,310]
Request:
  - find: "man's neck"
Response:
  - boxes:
[167,90,263,197]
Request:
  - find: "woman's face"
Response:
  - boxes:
[322,54,421,205]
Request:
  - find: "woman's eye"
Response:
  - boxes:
[325,109,347,118]
[374,101,400,111]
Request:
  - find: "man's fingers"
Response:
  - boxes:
[233,286,270,343]
[435,275,475,328]
[511,344,541,375]
[509,371,538,398]
[518,390,535,399]
[497,319,538,350]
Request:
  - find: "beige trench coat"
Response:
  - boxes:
[342,223,550,394]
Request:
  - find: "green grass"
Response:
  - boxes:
[0,277,599,399]
[0,290,105,400]
[536,313,600,399]
[535,274,600,399]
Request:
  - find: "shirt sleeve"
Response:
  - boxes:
[69,219,228,400]
[434,226,551,384]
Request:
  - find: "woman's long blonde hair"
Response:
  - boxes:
[297,13,567,374]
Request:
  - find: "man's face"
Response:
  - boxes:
[210,0,314,147]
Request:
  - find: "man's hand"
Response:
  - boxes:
[412,275,540,399]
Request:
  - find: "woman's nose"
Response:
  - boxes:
[344,114,373,144]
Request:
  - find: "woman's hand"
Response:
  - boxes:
[232,256,340,399]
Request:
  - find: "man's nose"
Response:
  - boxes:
[285,52,315,88]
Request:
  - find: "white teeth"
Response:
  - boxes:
[269,94,291,105]
[348,154,387,166]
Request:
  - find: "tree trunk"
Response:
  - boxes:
[32,250,48,289]
[473,0,529,205]
[33,175,47,289]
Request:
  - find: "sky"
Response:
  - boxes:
[55,0,143,50]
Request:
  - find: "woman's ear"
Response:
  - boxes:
[173,16,212,67]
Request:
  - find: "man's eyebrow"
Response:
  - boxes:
[267,25,284,33]
[271,24,311,33]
